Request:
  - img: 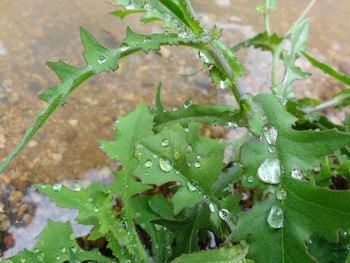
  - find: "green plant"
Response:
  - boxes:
[1,0,350,262]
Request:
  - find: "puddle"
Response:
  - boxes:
[0,0,349,256]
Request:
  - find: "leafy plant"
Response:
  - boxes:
[1,0,350,262]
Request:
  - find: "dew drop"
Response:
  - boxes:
[161,139,169,147]
[152,154,159,159]
[60,247,67,254]
[33,248,40,254]
[187,181,199,192]
[94,207,100,213]
[209,203,216,213]
[72,184,82,192]
[198,51,210,63]
[219,209,231,221]
[276,188,287,200]
[97,55,106,64]
[267,205,284,229]
[247,176,254,183]
[159,158,173,172]
[56,255,61,261]
[183,97,192,108]
[227,122,237,128]
[257,159,281,184]
[69,233,75,240]
[53,183,62,191]
[268,146,276,154]
[144,160,153,168]
[120,43,129,52]
[20,259,26,263]
[291,169,304,180]
[194,161,201,168]
[263,126,278,145]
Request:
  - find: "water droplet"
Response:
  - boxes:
[33,248,40,254]
[227,122,237,128]
[70,247,77,254]
[126,4,136,10]
[161,139,169,147]
[187,181,199,192]
[53,183,62,191]
[20,259,26,263]
[159,158,173,172]
[247,176,254,183]
[120,43,129,52]
[97,55,106,64]
[69,233,75,240]
[72,184,82,192]
[258,159,281,184]
[291,169,304,180]
[209,203,216,213]
[99,144,105,151]
[60,247,67,253]
[219,79,230,89]
[152,154,159,159]
[144,160,153,168]
[198,51,210,63]
[263,126,278,145]
[94,207,100,213]
[267,205,284,229]
[268,146,276,153]
[276,188,287,200]
[219,209,231,221]
[194,161,201,168]
[183,97,192,108]
[37,255,44,262]
[56,255,61,261]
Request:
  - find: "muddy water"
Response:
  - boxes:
[0,0,349,257]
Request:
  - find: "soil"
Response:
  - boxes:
[0,0,349,258]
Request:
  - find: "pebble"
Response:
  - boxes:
[68,119,79,126]
[0,214,10,231]
[8,191,23,204]
[0,133,6,148]
[28,140,38,148]
[51,153,62,162]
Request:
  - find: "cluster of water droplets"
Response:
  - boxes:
[97,55,106,65]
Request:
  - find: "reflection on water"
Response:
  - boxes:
[0,0,349,257]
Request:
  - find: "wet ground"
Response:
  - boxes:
[0,0,349,257]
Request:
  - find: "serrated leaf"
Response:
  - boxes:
[240,93,350,188]
[37,183,135,261]
[6,220,111,263]
[154,104,241,131]
[233,177,350,263]
[80,27,119,73]
[171,245,252,263]
[278,19,311,102]
[303,52,350,86]
[231,31,283,53]
[110,9,145,20]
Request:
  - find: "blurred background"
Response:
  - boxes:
[0,0,349,257]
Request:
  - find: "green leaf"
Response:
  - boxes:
[307,234,349,263]
[231,31,283,53]
[154,104,241,131]
[37,183,136,261]
[233,177,350,263]
[110,9,145,20]
[277,19,311,102]
[240,93,350,188]
[303,52,350,86]
[6,220,111,263]
[171,245,252,263]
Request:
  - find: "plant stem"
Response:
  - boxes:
[209,43,242,103]
[264,10,271,35]
[296,0,317,24]
[303,94,350,113]
[271,47,280,93]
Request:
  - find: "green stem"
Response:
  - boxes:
[271,47,280,93]
[209,43,242,103]
[295,0,317,24]
[303,94,350,113]
[264,10,271,35]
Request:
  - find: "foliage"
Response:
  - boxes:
[1,0,350,263]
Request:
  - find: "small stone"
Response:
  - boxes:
[52,153,62,162]
[68,119,79,126]
[28,140,38,148]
